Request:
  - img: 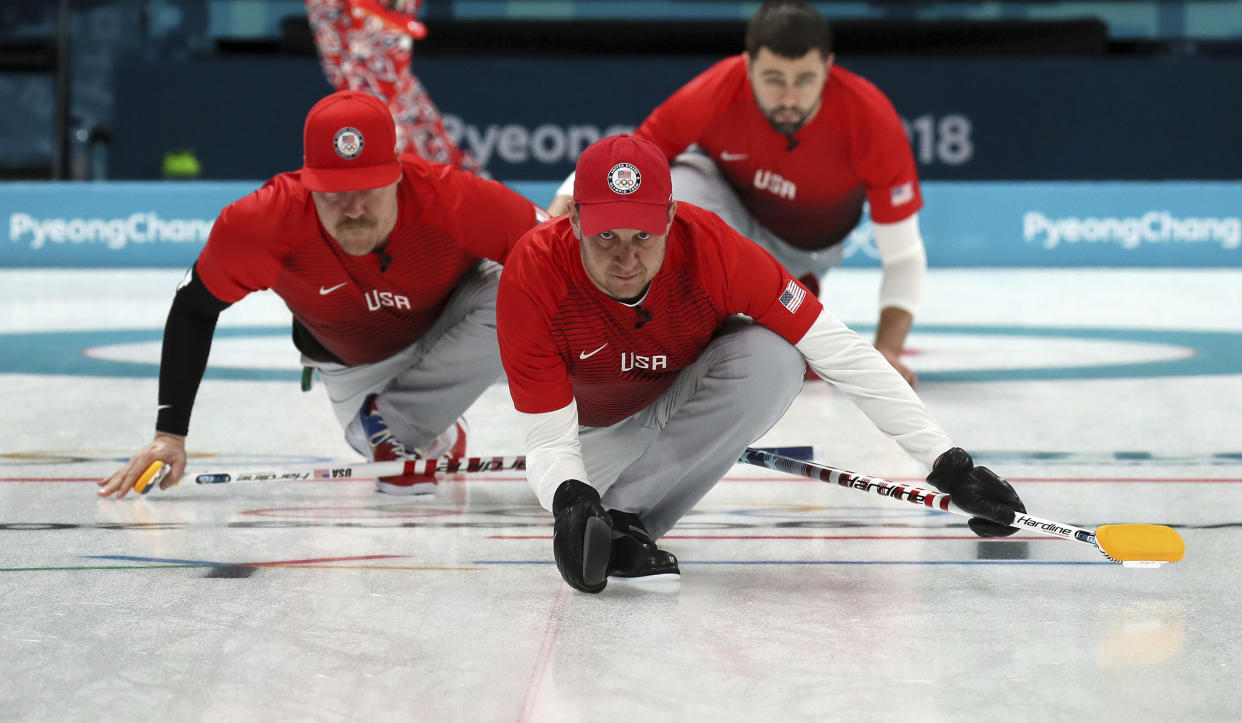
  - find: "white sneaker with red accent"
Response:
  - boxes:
[344,394,468,495]
[419,417,468,460]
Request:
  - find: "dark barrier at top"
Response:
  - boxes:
[109,55,1242,182]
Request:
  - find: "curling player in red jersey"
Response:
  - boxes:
[547,2,926,387]
[100,90,545,499]
[499,135,1025,593]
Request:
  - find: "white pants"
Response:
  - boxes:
[580,319,805,538]
[671,152,844,281]
[304,260,504,450]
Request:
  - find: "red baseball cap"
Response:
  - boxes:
[300,90,402,192]
[574,135,672,237]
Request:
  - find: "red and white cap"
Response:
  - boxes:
[300,90,402,193]
[573,135,672,237]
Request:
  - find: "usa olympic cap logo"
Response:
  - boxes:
[301,91,401,192]
[333,127,364,160]
[607,163,641,195]
[572,135,671,237]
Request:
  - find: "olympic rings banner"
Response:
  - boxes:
[1,180,1239,268]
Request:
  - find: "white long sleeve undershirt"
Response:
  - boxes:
[873,213,927,315]
[795,306,954,467]
[519,402,588,512]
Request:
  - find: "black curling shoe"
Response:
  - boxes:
[606,510,681,582]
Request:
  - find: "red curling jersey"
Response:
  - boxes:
[195,154,538,366]
[635,55,921,250]
[498,203,823,427]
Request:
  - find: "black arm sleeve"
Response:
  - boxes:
[154,265,232,436]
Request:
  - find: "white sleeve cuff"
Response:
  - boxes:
[873,214,927,315]
[519,402,590,511]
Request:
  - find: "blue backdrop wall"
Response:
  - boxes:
[4,180,1238,268]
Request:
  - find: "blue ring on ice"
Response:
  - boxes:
[0,324,1240,382]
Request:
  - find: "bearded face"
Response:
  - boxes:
[747,47,832,136]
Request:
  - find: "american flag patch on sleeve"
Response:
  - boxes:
[778,279,806,313]
[890,182,914,206]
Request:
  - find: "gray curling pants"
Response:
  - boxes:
[581,319,805,539]
[305,260,504,449]
[671,152,843,280]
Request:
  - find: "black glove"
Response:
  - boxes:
[926,447,1027,538]
[551,479,613,593]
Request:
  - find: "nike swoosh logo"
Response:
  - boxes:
[719,151,748,161]
[157,404,171,411]
[579,343,608,360]
[319,282,348,295]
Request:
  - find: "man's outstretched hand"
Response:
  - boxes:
[98,432,186,499]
